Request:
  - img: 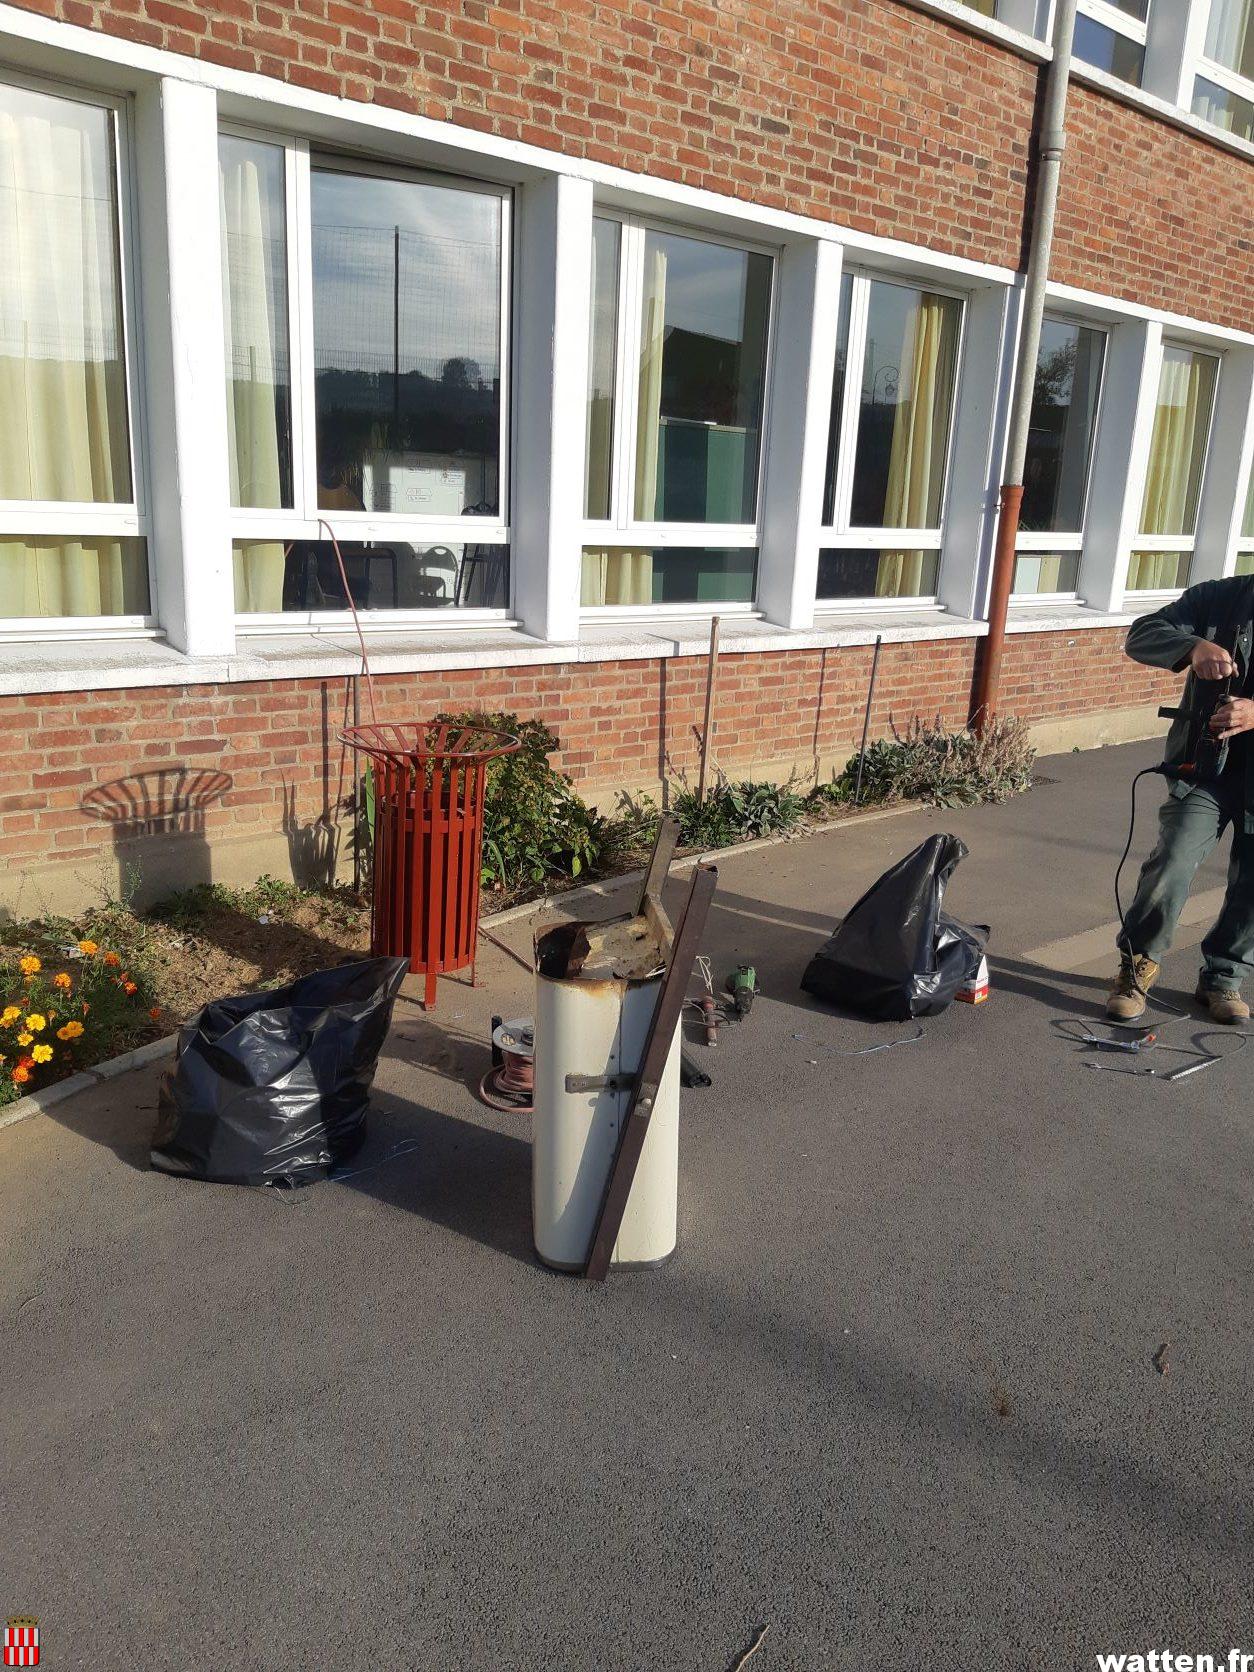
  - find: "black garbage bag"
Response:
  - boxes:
[801,834,988,1021]
[152,956,409,1186]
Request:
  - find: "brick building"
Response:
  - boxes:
[1,0,1252,906]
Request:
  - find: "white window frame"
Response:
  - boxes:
[1236,461,1254,574]
[815,267,969,613]
[1075,0,1150,83]
[578,210,778,620]
[1126,337,1223,600]
[222,125,515,633]
[1191,0,1254,138]
[1011,311,1111,602]
[0,70,155,642]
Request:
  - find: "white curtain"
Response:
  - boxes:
[220,139,286,612]
[633,242,668,524]
[0,85,143,617]
[1205,0,1254,76]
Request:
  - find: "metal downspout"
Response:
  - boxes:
[972,0,1079,729]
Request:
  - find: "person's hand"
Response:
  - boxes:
[1209,698,1254,740]
[1190,640,1237,680]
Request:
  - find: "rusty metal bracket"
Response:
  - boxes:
[565,1071,636,1094]
[584,858,718,1282]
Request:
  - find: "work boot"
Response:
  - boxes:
[1106,954,1160,1022]
[1195,985,1250,1025]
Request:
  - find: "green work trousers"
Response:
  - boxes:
[1120,775,1254,991]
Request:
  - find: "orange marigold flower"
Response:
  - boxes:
[123,981,138,995]
[57,1021,84,1041]
[77,940,99,955]
[53,972,72,991]
[12,1064,30,1084]
[149,1006,162,1021]
[0,1006,19,1026]
[103,952,120,967]
[18,955,41,975]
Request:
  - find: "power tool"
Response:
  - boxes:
[1155,627,1239,784]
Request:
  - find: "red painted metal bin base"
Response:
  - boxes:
[340,721,519,1008]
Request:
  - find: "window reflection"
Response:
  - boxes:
[841,277,963,530]
[1073,16,1145,85]
[233,538,508,613]
[1021,319,1105,534]
[310,164,503,521]
[817,549,939,600]
[580,546,756,606]
[634,230,771,524]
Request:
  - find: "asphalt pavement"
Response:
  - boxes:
[2,739,1251,1671]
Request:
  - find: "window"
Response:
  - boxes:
[220,134,510,619]
[0,78,149,625]
[581,215,773,608]
[1193,1,1254,142]
[1013,317,1107,596]
[818,271,964,603]
[1074,0,1149,86]
[1127,344,1219,593]
[1236,467,1254,577]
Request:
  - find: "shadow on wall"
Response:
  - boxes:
[80,766,232,905]
[282,780,341,890]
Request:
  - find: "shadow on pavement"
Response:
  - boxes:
[336,1095,535,1267]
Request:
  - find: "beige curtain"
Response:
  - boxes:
[0,86,143,617]
[876,292,957,598]
[633,242,668,522]
[1139,350,1214,537]
[580,547,654,607]
[1126,551,1187,591]
[220,140,285,611]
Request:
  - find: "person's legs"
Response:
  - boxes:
[1199,800,1254,993]
[1119,786,1226,963]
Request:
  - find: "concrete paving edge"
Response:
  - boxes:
[0,1033,177,1134]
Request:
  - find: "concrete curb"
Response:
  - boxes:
[0,1032,176,1133]
[480,800,922,928]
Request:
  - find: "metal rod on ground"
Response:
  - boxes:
[971,0,1078,732]
[853,635,883,807]
[696,614,722,806]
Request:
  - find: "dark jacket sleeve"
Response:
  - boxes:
[1124,581,1216,674]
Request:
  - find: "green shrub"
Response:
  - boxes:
[820,715,1036,810]
[438,711,605,891]
[671,776,808,849]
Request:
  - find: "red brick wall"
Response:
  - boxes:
[0,629,1179,876]
[11,0,1252,331]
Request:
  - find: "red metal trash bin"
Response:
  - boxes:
[341,720,519,1007]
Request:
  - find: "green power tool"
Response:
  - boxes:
[726,964,756,1017]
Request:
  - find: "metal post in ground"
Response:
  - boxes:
[697,615,722,806]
